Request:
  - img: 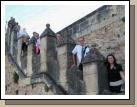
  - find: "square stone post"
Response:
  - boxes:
[83,62,99,94]
[26,43,33,76]
[82,48,109,95]
[40,24,59,82]
[10,31,14,55]
[17,38,22,67]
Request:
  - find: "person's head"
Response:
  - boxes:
[23,28,26,31]
[33,32,39,39]
[106,54,117,65]
[10,17,14,20]
[56,33,62,41]
[78,36,85,46]
[36,33,39,39]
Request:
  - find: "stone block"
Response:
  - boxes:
[18,77,31,87]
[57,46,67,55]
[40,37,47,72]
[84,74,98,94]
[83,62,98,76]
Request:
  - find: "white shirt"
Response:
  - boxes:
[36,38,40,48]
[17,29,28,39]
[72,45,90,66]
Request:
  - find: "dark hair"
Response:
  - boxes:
[105,54,117,70]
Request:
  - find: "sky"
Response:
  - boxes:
[5,5,103,37]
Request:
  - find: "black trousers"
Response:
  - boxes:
[78,63,83,80]
[21,42,27,52]
[109,85,122,93]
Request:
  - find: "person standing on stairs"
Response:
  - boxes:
[71,36,90,76]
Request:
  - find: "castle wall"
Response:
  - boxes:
[58,5,125,69]
[5,56,19,95]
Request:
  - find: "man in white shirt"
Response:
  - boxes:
[72,36,90,72]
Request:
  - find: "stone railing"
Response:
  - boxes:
[6,23,68,95]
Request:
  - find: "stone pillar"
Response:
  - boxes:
[83,62,99,94]
[7,27,11,49]
[27,44,33,76]
[57,30,76,91]
[17,38,22,67]
[82,48,109,95]
[5,27,11,53]
[6,27,10,47]
[10,31,14,55]
[40,24,59,82]
[40,35,47,72]
[57,45,68,90]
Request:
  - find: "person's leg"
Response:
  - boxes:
[21,42,27,56]
[109,86,115,92]
[21,43,24,56]
[78,63,83,80]
[109,85,122,93]
[78,63,83,71]
[115,85,122,93]
[24,43,28,52]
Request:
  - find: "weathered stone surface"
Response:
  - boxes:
[32,48,41,74]
[17,38,22,67]
[5,56,19,95]
[83,63,98,75]
[27,44,33,76]
[67,66,85,95]
[40,37,47,72]
[57,46,66,55]
[84,74,98,94]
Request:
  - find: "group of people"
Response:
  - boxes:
[71,36,125,94]
[20,31,40,56]
[7,17,41,56]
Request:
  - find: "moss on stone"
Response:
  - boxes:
[122,17,125,22]
[13,72,19,84]
[44,84,49,92]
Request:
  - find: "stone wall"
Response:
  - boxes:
[57,5,125,94]
[5,56,19,95]
[57,5,125,69]
[18,83,54,95]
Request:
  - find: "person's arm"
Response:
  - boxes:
[118,64,125,81]
[72,54,76,65]
[120,71,125,81]
[71,45,77,67]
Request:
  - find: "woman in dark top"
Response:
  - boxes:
[105,54,125,93]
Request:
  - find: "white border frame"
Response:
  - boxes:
[1,1,129,99]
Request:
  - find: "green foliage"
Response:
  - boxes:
[122,17,125,22]
[44,84,49,92]
[13,72,19,84]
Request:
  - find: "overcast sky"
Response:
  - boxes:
[5,5,103,37]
